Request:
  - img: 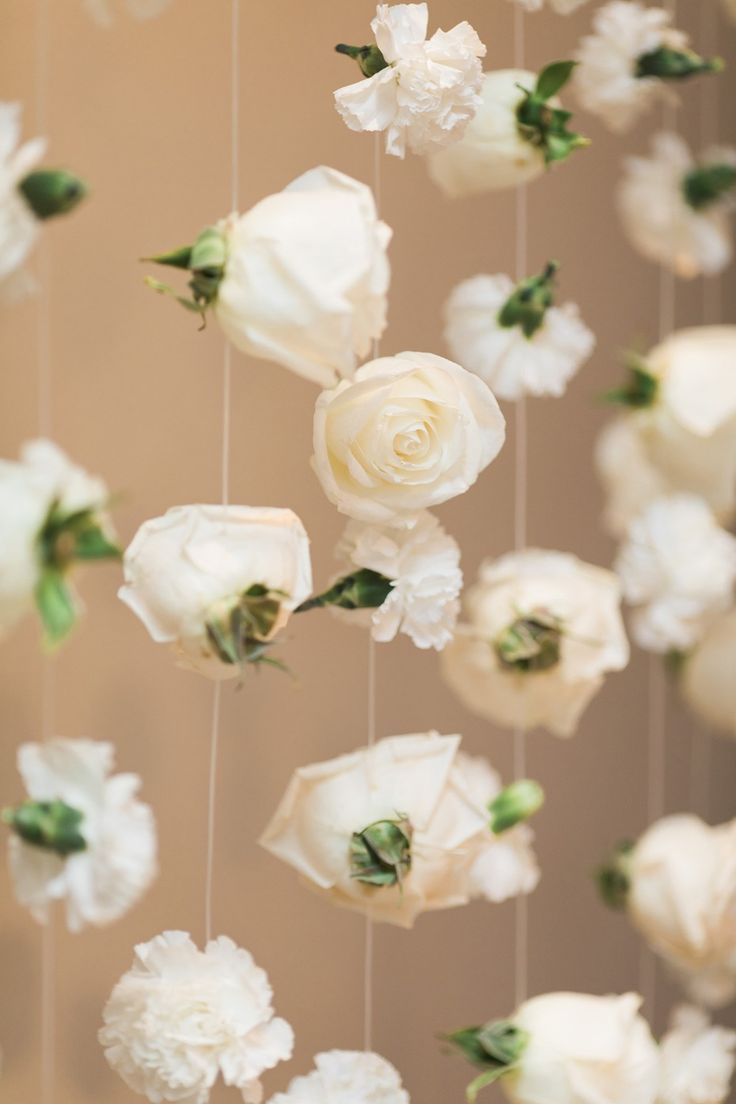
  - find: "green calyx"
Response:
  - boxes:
[595,840,634,911]
[682,163,736,211]
[19,169,87,220]
[636,45,724,82]
[205,584,288,673]
[2,799,86,856]
[335,42,388,78]
[498,261,559,339]
[516,61,590,166]
[601,357,659,410]
[495,611,562,673]
[489,780,545,835]
[446,1020,529,1103]
[350,815,412,888]
[144,225,228,324]
[295,568,393,615]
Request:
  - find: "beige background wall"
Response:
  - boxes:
[1,1,735,1101]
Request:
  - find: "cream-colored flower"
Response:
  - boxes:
[334,3,485,158]
[83,0,172,24]
[628,816,736,1009]
[312,351,505,527]
[595,417,671,539]
[0,102,45,299]
[119,504,312,679]
[615,496,736,654]
[100,931,294,1104]
[442,550,629,738]
[268,1051,409,1104]
[659,1005,736,1104]
[682,610,736,740]
[7,740,157,932]
[443,273,595,401]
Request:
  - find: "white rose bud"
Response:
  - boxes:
[681,609,736,739]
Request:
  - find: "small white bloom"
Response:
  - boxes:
[681,609,736,740]
[442,550,629,738]
[0,102,45,299]
[215,167,391,387]
[7,740,157,932]
[268,1050,409,1104]
[84,0,172,26]
[615,496,736,654]
[119,504,312,680]
[334,3,486,158]
[659,1005,736,1104]
[443,273,595,401]
[312,351,505,527]
[100,931,294,1104]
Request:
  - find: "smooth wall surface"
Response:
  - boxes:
[1,2,735,1101]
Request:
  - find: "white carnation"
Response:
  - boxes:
[0,102,45,300]
[269,1050,409,1104]
[681,609,736,740]
[100,931,294,1104]
[334,3,486,158]
[659,1005,736,1104]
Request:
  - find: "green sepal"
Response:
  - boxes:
[664,648,688,678]
[682,163,736,211]
[205,584,288,674]
[38,502,121,570]
[495,611,562,673]
[497,261,559,339]
[350,815,412,888]
[144,244,193,269]
[516,61,590,166]
[145,224,227,320]
[595,840,634,910]
[636,46,724,82]
[295,568,393,614]
[35,569,77,646]
[601,358,659,410]
[445,1020,529,1102]
[489,780,545,834]
[335,42,388,78]
[18,169,87,220]
[2,799,86,857]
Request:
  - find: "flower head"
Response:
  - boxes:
[659,1005,736,1104]
[0,102,45,297]
[268,1050,409,1104]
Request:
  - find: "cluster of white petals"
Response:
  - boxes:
[269,1050,409,1104]
[443,274,595,401]
[0,101,45,302]
[334,3,486,158]
[619,134,736,278]
[84,0,172,25]
[659,1005,736,1104]
[100,931,294,1104]
[335,511,462,649]
[260,732,538,928]
[510,0,590,11]
[681,609,736,740]
[119,504,312,679]
[442,550,629,738]
[8,739,157,932]
[615,495,736,654]
[627,816,736,1009]
[573,2,688,133]
[216,167,391,387]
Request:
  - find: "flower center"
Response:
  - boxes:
[350,816,412,888]
[394,424,430,460]
[495,611,562,673]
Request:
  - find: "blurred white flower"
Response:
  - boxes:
[84,0,172,25]
[100,931,294,1104]
[268,1050,409,1104]
[334,3,485,158]
[0,102,45,299]
[659,1005,736,1104]
[595,417,670,539]
[681,609,736,740]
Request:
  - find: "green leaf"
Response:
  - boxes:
[72,524,121,561]
[295,569,393,614]
[466,1068,509,1103]
[517,64,589,167]
[35,570,77,646]
[535,60,577,101]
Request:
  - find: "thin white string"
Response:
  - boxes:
[204,0,239,948]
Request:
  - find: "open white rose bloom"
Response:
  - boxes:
[334,3,485,158]
[260,732,539,928]
[615,495,736,655]
[119,504,312,679]
[268,1050,410,1104]
[681,609,736,739]
[5,740,157,932]
[659,1005,736,1104]
[618,133,736,278]
[0,101,45,301]
[443,271,595,401]
[100,931,294,1104]
[442,550,629,738]
[312,351,505,526]
[84,0,172,26]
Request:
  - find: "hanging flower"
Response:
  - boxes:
[333,3,486,158]
[598,816,736,1009]
[442,550,629,738]
[296,511,462,650]
[145,167,391,387]
[443,265,595,401]
[618,133,736,278]
[119,504,312,680]
[680,609,736,741]
[573,2,722,134]
[312,352,505,527]
[100,931,294,1104]
[615,495,736,655]
[3,739,156,932]
[427,64,588,198]
[510,0,590,12]
[0,438,119,646]
[446,992,659,1104]
[268,1050,410,1104]
[659,1005,736,1104]
[84,0,172,26]
[260,732,542,928]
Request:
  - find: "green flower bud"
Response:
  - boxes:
[295,568,393,614]
[350,815,412,888]
[601,358,659,410]
[516,61,590,167]
[145,224,228,320]
[2,799,87,856]
[489,780,545,834]
[497,261,559,340]
[682,163,736,211]
[445,1020,529,1103]
[335,42,388,78]
[205,584,288,672]
[636,46,724,82]
[596,840,634,911]
[495,611,562,673]
[18,169,87,220]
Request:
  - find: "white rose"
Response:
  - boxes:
[628,816,736,1008]
[214,167,391,387]
[7,739,157,932]
[504,992,660,1104]
[268,1050,409,1104]
[334,4,486,158]
[0,101,45,298]
[615,496,736,654]
[312,351,505,526]
[119,504,312,679]
[648,327,736,439]
[442,550,629,738]
[681,609,736,739]
[659,1005,736,1104]
[443,273,595,401]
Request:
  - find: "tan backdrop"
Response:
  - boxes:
[1,1,735,1101]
